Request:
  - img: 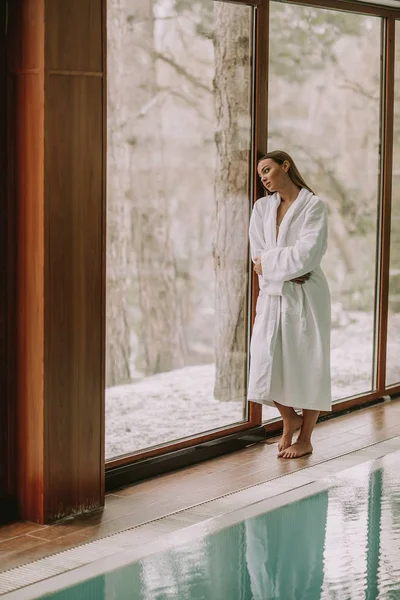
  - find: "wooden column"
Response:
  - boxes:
[0,0,7,514]
[8,0,105,523]
[0,0,17,524]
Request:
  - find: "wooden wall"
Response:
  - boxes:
[44,0,104,518]
[0,0,7,510]
[6,0,105,523]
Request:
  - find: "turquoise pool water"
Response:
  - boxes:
[39,457,400,600]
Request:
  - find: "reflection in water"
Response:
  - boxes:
[321,467,400,600]
[245,493,328,600]
[366,469,382,600]
[41,462,400,600]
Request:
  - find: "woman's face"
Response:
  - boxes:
[257,158,289,193]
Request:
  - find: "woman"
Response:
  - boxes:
[248,150,331,459]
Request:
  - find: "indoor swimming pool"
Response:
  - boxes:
[3,450,400,600]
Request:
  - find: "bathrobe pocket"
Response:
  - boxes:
[281,283,303,316]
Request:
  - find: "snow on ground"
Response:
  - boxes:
[106,312,400,460]
[105,363,246,460]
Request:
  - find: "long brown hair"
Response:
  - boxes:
[259,150,315,195]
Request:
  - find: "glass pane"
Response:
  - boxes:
[386,21,400,387]
[263,3,382,421]
[106,0,254,459]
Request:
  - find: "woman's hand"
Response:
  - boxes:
[291,272,311,285]
[253,257,263,276]
[253,258,311,284]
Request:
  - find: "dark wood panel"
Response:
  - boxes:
[45,0,102,73]
[5,0,105,524]
[100,0,107,501]
[4,0,46,527]
[0,0,9,504]
[45,74,104,519]
[7,0,44,73]
[0,71,17,522]
[14,72,45,523]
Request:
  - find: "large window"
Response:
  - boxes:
[106,0,255,460]
[105,0,400,469]
[264,2,382,422]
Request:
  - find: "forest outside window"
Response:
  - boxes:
[105,0,400,464]
[106,0,255,460]
[263,2,383,422]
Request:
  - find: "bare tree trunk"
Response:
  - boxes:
[212,4,251,401]
[106,0,133,387]
[107,0,187,384]
[127,0,187,375]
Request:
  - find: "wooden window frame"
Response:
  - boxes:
[106,0,267,471]
[106,0,400,476]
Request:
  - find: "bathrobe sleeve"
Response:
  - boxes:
[249,198,283,296]
[260,198,328,296]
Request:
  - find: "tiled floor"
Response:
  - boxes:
[0,398,400,575]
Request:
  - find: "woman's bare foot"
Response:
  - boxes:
[278,440,313,459]
[277,413,303,453]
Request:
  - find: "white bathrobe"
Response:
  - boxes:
[245,491,328,600]
[247,188,332,411]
